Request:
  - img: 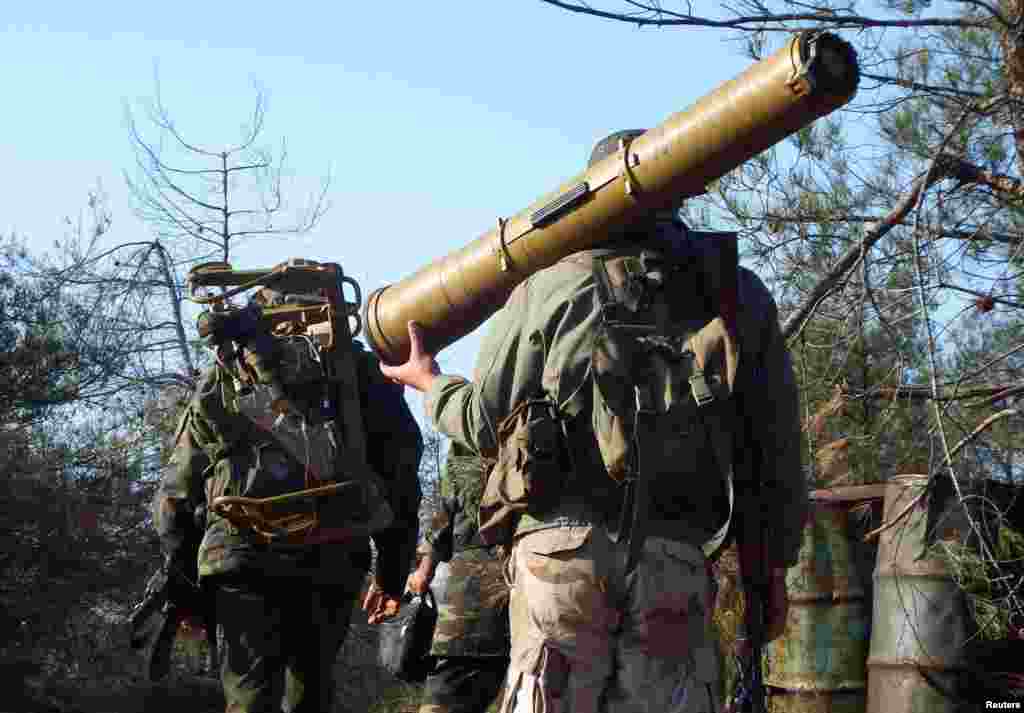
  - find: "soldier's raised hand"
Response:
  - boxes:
[379,322,441,393]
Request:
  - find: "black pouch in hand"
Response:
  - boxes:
[377,589,438,683]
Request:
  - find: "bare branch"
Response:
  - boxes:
[781,166,952,341]
[538,0,989,29]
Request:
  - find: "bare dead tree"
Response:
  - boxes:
[43,84,330,402]
[125,82,330,264]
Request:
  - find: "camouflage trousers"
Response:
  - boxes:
[418,655,510,713]
[500,526,719,713]
[215,576,363,713]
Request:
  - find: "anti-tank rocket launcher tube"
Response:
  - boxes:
[363,31,859,365]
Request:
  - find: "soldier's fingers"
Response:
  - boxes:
[409,572,428,594]
[371,597,400,623]
[361,588,380,612]
[407,321,424,357]
[379,366,404,386]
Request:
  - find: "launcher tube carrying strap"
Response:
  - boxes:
[728,383,766,713]
[620,384,655,580]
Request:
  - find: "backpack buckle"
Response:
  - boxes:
[689,370,715,407]
[634,384,656,414]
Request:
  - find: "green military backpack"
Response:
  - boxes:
[590,243,736,471]
[477,230,742,555]
[586,231,741,561]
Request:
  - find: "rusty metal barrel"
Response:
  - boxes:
[866,474,982,713]
[765,485,886,713]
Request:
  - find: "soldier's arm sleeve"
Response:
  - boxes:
[748,277,807,569]
[424,269,594,457]
[151,407,209,569]
[363,360,424,598]
[423,290,527,457]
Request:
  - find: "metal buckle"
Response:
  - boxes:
[634,383,656,414]
[619,136,641,196]
[495,216,514,272]
[690,369,715,407]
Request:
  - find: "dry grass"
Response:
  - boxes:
[9,586,422,713]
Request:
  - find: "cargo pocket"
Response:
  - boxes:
[656,540,718,685]
[519,528,592,586]
[515,528,619,668]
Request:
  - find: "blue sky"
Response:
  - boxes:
[2,2,755,413]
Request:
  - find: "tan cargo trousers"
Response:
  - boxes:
[500,526,719,713]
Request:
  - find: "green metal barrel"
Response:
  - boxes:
[765,485,885,713]
[866,475,980,713]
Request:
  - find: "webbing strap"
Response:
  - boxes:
[622,384,655,580]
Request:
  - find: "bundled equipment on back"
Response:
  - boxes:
[186,258,393,546]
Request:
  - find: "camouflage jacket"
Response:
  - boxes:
[424,223,807,567]
[421,445,509,657]
[153,340,423,596]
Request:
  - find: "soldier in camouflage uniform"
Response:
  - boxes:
[407,443,510,713]
[382,131,806,713]
[154,331,423,713]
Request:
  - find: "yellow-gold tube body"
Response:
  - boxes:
[364,32,859,364]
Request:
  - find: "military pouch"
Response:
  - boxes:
[478,397,569,546]
[590,252,737,489]
[592,325,719,483]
